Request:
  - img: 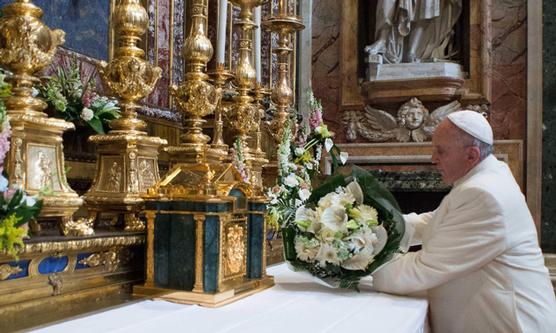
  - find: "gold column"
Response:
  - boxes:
[166,0,220,165]
[263,0,304,143]
[193,214,205,293]
[0,0,88,236]
[83,0,167,232]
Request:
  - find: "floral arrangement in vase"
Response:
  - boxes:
[39,56,120,134]
[0,71,43,257]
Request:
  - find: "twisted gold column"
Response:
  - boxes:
[0,0,86,236]
[83,0,167,232]
[263,0,304,143]
[166,0,220,165]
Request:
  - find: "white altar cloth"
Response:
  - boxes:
[32,264,428,333]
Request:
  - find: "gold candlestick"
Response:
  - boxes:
[0,0,89,236]
[207,63,234,161]
[166,0,220,165]
[252,83,270,159]
[263,0,304,143]
[226,0,265,154]
[83,0,167,232]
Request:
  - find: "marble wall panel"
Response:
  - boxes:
[311,0,341,139]
[542,1,556,251]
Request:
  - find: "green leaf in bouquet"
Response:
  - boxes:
[88,116,105,134]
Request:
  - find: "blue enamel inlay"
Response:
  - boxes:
[38,256,69,274]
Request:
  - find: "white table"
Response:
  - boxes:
[32,264,429,333]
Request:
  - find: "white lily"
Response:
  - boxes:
[298,188,311,201]
[320,204,348,233]
[283,173,299,187]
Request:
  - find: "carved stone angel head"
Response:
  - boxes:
[344,98,462,143]
[397,97,428,130]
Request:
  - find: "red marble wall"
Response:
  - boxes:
[311,0,528,142]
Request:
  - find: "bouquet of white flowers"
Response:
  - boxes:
[282,165,406,290]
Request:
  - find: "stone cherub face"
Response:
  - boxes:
[397,98,428,130]
[350,98,462,143]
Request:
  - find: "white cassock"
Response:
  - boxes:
[373,155,556,333]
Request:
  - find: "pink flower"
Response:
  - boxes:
[81,90,98,108]
[0,125,11,174]
[3,188,16,202]
[309,109,323,131]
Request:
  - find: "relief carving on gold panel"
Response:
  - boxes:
[138,158,156,191]
[223,223,246,277]
[27,145,60,191]
[108,161,122,192]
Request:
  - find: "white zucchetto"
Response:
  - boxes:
[447,110,493,145]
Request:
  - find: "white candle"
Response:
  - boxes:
[254,6,262,83]
[216,0,228,65]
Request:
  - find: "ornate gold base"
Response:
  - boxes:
[133,275,274,307]
[6,115,87,235]
[84,133,167,232]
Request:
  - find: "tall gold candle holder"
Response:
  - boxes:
[207,63,234,161]
[0,0,89,236]
[263,0,304,143]
[166,0,220,165]
[83,0,167,232]
[225,0,267,191]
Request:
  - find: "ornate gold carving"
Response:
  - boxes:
[208,64,234,158]
[145,211,155,287]
[13,138,23,187]
[0,1,64,118]
[128,151,139,193]
[84,0,166,233]
[0,235,144,260]
[343,99,462,142]
[78,249,120,272]
[224,223,246,275]
[60,216,94,237]
[139,159,156,190]
[108,161,122,192]
[167,0,220,163]
[0,264,22,281]
[123,213,144,232]
[48,273,63,296]
[0,1,83,235]
[262,0,304,143]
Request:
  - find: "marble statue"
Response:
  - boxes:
[342,98,461,142]
[365,0,462,64]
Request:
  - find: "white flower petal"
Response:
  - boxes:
[346,181,364,205]
[372,225,388,255]
[324,138,333,152]
[298,188,311,201]
[340,152,349,164]
[320,205,348,232]
[341,246,374,271]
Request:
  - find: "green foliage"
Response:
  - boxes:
[39,55,120,134]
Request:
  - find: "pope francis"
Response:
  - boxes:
[372,111,556,333]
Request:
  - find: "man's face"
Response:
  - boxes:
[432,120,475,184]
